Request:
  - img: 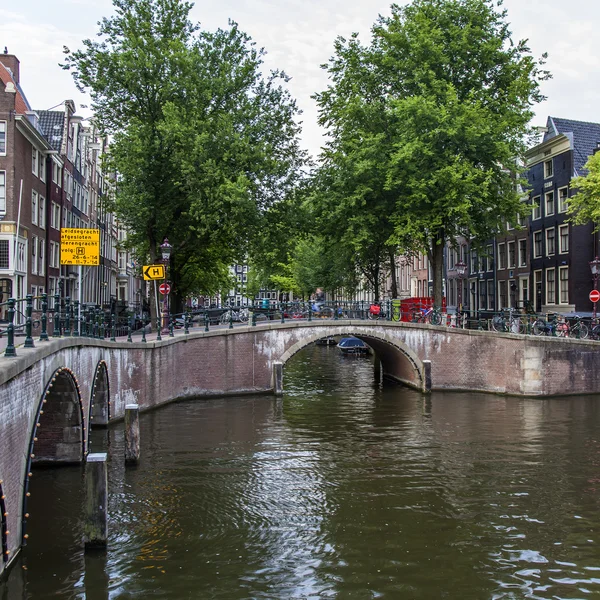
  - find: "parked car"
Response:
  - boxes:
[337,337,370,355]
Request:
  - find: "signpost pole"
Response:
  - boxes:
[154,280,160,336]
[78,265,82,335]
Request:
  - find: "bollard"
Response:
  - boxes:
[141,321,147,343]
[110,314,116,342]
[4,298,16,358]
[83,453,108,549]
[65,297,71,336]
[204,312,209,332]
[423,360,432,393]
[169,316,174,337]
[40,293,49,341]
[308,304,312,322]
[229,308,234,330]
[124,404,140,464]
[184,313,190,334]
[273,361,283,396]
[156,317,162,341]
[53,293,61,337]
[127,318,133,343]
[280,303,285,324]
[24,295,35,348]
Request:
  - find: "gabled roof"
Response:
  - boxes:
[544,117,600,176]
[37,110,66,152]
[0,61,29,114]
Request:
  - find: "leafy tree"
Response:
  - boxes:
[62,0,305,312]
[568,152,600,227]
[315,0,548,307]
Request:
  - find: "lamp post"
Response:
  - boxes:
[160,238,172,332]
[456,261,466,324]
[590,256,600,321]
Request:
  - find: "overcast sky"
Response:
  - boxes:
[2,0,599,158]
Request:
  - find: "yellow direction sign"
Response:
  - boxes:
[142,264,166,281]
[60,228,100,266]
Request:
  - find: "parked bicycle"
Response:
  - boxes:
[367,303,386,320]
[412,306,442,325]
[531,313,562,337]
[559,315,589,339]
[490,308,525,334]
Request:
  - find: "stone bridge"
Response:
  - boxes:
[1,320,600,574]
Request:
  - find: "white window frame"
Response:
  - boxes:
[518,239,527,266]
[558,186,568,213]
[559,224,569,254]
[533,231,542,258]
[32,147,38,177]
[532,196,541,220]
[38,239,45,276]
[507,241,516,269]
[559,266,568,305]
[497,242,506,270]
[31,191,38,226]
[0,171,5,213]
[546,268,555,305]
[0,121,6,156]
[546,227,555,256]
[544,159,553,179]
[38,153,45,182]
[545,191,555,217]
[38,196,46,229]
[31,234,38,275]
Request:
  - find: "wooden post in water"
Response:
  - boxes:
[423,360,432,393]
[125,404,140,464]
[84,453,108,549]
[273,362,283,396]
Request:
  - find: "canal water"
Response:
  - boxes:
[2,343,600,599]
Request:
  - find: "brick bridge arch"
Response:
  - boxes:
[279,326,426,390]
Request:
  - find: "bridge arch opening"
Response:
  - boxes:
[21,368,85,548]
[279,329,425,391]
[90,360,110,428]
[1,480,7,563]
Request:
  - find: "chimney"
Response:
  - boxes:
[0,53,20,84]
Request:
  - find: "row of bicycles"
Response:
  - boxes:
[488,308,600,339]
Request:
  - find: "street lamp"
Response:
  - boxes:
[589,256,600,321]
[159,238,173,333]
[456,260,467,319]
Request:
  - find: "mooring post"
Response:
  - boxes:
[124,404,140,464]
[83,453,108,549]
[423,360,432,393]
[273,361,283,396]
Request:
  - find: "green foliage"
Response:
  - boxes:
[568,152,600,228]
[63,0,306,302]
[314,0,548,305]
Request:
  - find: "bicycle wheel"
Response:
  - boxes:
[429,311,442,325]
[509,318,525,334]
[320,306,334,319]
[575,323,589,339]
[532,320,546,336]
[490,316,505,332]
[591,324,600,340]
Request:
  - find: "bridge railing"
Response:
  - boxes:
[2,296,599,358]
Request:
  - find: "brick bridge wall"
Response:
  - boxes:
[1,320,600,573]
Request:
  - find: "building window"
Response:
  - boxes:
[51,203,61,229]
[470,251,478,273]
[544,159,553,179]
[559,267,568,305]
[487,279,494,310]
[546,268,555,305]
[0,239,9,269]
[519,239,527,266]
[559,225,569,254]
[38,196,46,229]
[497,243,506,270]
[486,245,493,272]
[32,147,38,176]
[39,239,45,276]
[508,241,516,268]
[31,235,38,274]
[532,196,541,220]
[546,228,555,256]
[545,191,554,216]
[0,121,6,155]
[498,280,507,309]
[558,187,568,213]
[0,171,5,213]
[38,154,45,182]
[32,191,38,226]
[534,231,542,258]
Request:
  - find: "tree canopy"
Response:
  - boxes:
[568,152,600,228]
[314,0,549,305]
[62,0,306,306]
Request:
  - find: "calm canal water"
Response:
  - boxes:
[2,344,600,599]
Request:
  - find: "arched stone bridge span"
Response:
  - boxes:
[1,320,600,574]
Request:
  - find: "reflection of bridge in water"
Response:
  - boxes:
[1,319,600,574]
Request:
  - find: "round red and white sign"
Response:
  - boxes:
[590,289,600,303]
[159,282,171,295]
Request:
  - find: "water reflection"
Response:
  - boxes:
[1,343,600,598]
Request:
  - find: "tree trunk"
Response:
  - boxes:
[389,250,398,298]
[431,233,445,310]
